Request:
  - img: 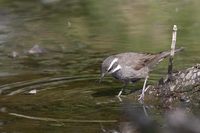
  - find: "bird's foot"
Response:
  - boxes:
[117,88,123,97]
[138,93,144,102]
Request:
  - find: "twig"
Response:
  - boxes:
[9,112,117,123]
[167,25,177,81]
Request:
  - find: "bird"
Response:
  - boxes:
[99,48,183,101]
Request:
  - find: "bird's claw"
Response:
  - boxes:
[138,93,144,101]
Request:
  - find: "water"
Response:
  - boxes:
[0,0,199,132]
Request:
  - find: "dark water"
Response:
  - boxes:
[0,0,199,132]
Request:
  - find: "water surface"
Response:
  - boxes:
[0,0,199,132]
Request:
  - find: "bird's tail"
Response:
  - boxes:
[148,47,184,68]
[158,47,184,59]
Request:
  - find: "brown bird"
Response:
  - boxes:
[100,48,183,101]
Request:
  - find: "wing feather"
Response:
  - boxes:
[116,52,157,70]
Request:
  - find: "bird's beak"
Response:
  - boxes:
[99,73,105,83]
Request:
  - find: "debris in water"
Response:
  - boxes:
[0,107,7,113]
[28,89,37,95]
[67,21,71,27]
[8,51,19,58]
[12,51,19,58]
[28,44,45,55]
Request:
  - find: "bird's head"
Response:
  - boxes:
[99,57,121,83]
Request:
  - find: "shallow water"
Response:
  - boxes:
[0,0,199,132]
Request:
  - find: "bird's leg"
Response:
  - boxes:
[117,83,127,97]
[138,76,149,101]
[117,89,123,97]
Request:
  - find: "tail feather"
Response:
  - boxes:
[148,47,184,68]
[159,47,184,59]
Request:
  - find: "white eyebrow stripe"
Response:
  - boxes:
[107,58,118,71]
[111,65,121,73]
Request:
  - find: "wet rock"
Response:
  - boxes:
[153,64,199,94]
[141,64,200,107]
[180,95,190,103]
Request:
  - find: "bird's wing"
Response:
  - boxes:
[133,54,157,70]
[116,48,183,71]
[116,52,157,70]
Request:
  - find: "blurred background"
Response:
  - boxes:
[0,0,199,132]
